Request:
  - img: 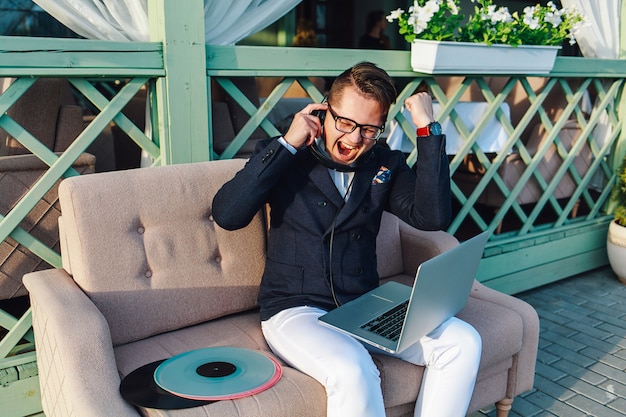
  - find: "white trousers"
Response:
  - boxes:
[261,306,481,417]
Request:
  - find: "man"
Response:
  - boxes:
[212,62,481,417]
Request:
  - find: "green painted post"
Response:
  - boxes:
[614,2,626,173]
[148,0,209,164]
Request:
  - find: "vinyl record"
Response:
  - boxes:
[119,360,213,409]
[154,347,282,401]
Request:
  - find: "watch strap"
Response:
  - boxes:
[416,121,441,137]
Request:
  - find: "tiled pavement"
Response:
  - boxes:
[469,266,626,417]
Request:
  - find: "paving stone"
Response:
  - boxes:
[537,347,562,365]
[598,321,626,339]
[579,346,626,370]
[540,330,587,352]
[563,320,614,341]
[607,397,626,414]
[565,394,626,417]
[613,347,626,360]
[542,343,597,368]
[588,361,626,385]
[507,392,549,417]
[558,375,618,405]
[539,320,578,338]
[604,335,626,349]
[555,301,596,317]
[550,359,607,385]
[570,330,622,355]
[535,361,568,382]
[598,379,626,400]
[524,390,587,416]
[535,307,572,325]
[533,374,576,401]
[589,311,626,329]
[582,300,624,316]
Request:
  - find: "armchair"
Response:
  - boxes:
[24,158,538,417]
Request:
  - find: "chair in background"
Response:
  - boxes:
[454,120,591,232]
[0,78,95,417]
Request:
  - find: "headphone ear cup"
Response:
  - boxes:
[311,109,326,125]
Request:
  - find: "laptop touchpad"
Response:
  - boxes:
[352,293,395,313]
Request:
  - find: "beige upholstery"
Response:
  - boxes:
[24,159,539,417]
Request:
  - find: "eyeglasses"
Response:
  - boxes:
[326,104,384,141]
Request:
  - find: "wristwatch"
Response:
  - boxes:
[416,121,442,137]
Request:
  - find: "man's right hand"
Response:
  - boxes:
[283,103,328,149]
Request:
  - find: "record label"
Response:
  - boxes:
[154,347,282,401]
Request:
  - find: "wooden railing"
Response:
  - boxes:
[206,46,626,294]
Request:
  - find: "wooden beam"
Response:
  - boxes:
[149,0,209,164]
[478,221,611,294]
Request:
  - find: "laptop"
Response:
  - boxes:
[318,231,489,354]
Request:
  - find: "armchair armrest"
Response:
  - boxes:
[23,269,138,417]
[469,280,540,397]
[398,221,459,275]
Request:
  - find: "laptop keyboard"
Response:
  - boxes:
[360,300,409,342]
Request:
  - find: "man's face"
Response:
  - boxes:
[323,85,385,166]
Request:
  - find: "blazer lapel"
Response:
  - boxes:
[307,161,346,208]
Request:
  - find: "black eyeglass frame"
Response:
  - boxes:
[326,103,385,141]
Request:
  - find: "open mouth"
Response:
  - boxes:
[336,141,358,160]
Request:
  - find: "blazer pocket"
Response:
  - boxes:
[265,258,305,294]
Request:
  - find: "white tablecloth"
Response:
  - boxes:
[386,102,511,154]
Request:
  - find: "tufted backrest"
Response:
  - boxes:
[57,159,266,346]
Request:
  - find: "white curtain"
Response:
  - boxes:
[33,0,301,44]
[561,0,621,189]
[561,0,621,59]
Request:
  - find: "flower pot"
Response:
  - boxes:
[607,220,626,284]
[410,39,561,74]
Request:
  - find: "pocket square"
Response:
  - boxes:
[372,166,391,185]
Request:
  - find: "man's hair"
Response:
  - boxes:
[327,62,397,122]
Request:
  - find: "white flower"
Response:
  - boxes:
[523,6,537,17]
[386,8,404,22]
[411,4,437,35]
[446,0,459,15]
[491,7,512,24]
[567,33,576,45]
[522,6,539,29]
[423,0,441,16]
[523,15,540,30]
[545,11,562,28]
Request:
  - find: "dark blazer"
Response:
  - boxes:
[212,137,451,320]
